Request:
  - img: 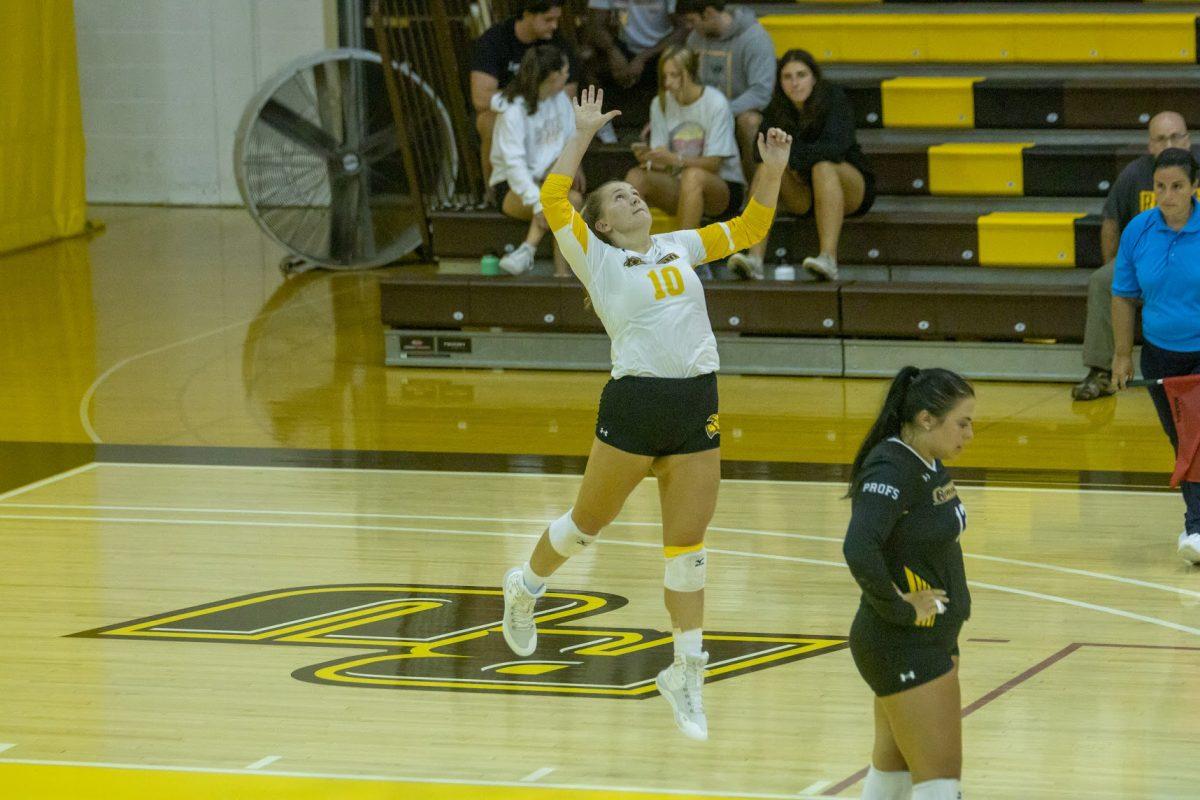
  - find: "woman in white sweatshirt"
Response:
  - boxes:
[489,44,581,277]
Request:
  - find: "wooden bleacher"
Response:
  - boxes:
[381,1,1180,377]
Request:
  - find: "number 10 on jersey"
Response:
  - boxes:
[647,266,685,300]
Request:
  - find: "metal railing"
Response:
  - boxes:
[370,1,582,216]
[371,0,490,213]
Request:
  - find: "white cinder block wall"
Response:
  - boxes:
[75,0,335,205]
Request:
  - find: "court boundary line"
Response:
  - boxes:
[81,460,1175,496]
[0,756,854,799]
[4,502,1197,601]
[2,511,1196,637]
[0,463,97,503]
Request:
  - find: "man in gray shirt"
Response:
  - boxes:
[1073,111,1198,400]
[677,1,776,189]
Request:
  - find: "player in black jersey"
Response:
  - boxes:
[843,366,975,800]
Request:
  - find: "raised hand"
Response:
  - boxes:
[757,127,793,171]
[573,85,621,137]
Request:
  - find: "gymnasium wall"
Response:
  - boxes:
[73,0,335,205]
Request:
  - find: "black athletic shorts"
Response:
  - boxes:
[595,372,719,457]
[849,605,962,697]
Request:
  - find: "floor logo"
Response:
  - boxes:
[72,584,847,697]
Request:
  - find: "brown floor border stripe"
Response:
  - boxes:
[73,443,1173,493]
[0,442,1175,494]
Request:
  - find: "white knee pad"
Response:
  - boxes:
[663,546,707,592]
[547,508,596,557]
[912,778,961,800]
[863,766,912,800]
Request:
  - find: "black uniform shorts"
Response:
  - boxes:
[595,372,719,457]
[849,605,962,697]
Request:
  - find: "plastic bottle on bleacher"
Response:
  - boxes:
[773,247,795,281]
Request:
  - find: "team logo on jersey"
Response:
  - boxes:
[71,584,845,698]
[705,414,720,439]
[623,255,645,268]
[656,252,679,264]
[931,481,958,505]
[903,567,939,628]
[861,482,900,501]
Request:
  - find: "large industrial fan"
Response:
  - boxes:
[234,48,456,273]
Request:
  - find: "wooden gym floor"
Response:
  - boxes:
[0,206,1195,799]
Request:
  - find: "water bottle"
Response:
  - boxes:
[480,253,500,276]
[773,247,794,281]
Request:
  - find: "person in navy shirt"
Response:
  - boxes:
[843,366,976,800]
[1111,147,1200,565]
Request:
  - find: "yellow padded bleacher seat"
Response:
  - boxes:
[928,143,1033,196]
[977,212,1084,267]
[881,77,983,128]
[761,13,1197,63]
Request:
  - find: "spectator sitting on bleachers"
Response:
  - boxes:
[578,0,688,137]
[470,0,580,192]
[489,46,581,277]
[727,50,875,282]
[1072,111,1199,401]
[624,45,745,276]
[676,1,775,190]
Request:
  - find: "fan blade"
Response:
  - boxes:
[260,99,339,161]
[355,170,377,258]
[329,172,360,263]
[361,126,398,165]
[314,60,343,146]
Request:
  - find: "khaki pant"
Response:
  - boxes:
[1082,261,1114,371]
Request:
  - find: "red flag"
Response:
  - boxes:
[1164,374,1200,487]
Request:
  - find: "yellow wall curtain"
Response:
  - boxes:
[0,1,87,254]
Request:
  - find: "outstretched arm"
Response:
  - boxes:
[540,87,622,285]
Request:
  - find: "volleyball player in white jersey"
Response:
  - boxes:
[500,86,792,740]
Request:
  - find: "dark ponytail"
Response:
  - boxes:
[847,366,974,496]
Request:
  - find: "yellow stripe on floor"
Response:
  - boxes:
[977,212,1085,267]
[0,763,791,800]
[881,77,982,128]
[761,13,1197,63]
[928,143,1033,196]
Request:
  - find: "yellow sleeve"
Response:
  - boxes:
[540,172,610,286]
[540,173,589,254]
[693,199,776,264]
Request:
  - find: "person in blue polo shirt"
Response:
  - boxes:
[1111,147,1200,565]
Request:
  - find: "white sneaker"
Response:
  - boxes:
[501,566,544,656]
[499,243,535,275]
[655,651,709,741]
[802,253,838,281]
[1178,531,1200,565]
[727,252,764,280]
